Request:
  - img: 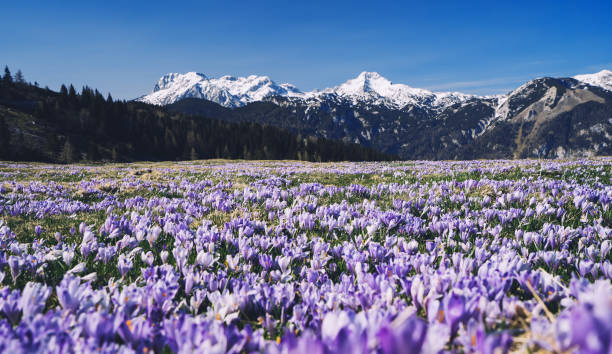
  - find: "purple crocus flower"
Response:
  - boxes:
[444,291,467,335]
[117,254,133,277]
[0,288,21,324]
[196,251,216,268]
[56,275,90,312]
[19,282,51,321]
[226,254,240,272]
[141,251,154,266]
[283,330,325,354]
[8,255,22,283]
[479,331,513,354]
[259,254,274,271]
[578,260,594,277]
[376,315,428,354]
[84,311,115,345]
[557,305,611,354]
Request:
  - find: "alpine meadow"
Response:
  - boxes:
[1,1,611,353]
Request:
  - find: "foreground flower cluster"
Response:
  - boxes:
[0,159,610,353]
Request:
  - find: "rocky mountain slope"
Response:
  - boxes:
[441,77,612,159]
[158,69,612,159]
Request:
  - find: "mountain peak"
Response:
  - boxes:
[330,71,472,109]
[352,71,393,92]
[153,72,207,92]
[335,71,394,96]
[357,71,384,80]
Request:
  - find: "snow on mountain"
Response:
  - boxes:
[138,72,304,107]
[139,69,612,111]
[138,71,475,110]
[137,71,475,109]
[574,69,612,92]
[322,71,473,109]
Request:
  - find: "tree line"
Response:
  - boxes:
[0,66,393,163]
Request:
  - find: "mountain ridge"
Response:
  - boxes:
[138,71,477,111]
[163,70,612,159]
[138,69,612,112]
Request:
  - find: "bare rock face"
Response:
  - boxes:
[460,77,612,159]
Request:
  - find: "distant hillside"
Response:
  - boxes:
[0,67,393,163]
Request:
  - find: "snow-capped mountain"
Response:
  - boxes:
[321,71,473,110]
[163,70,612,160]
[574,69,612,92]
[138,72,304,107]
[138,71,474,110]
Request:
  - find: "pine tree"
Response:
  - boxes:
[14,70,24,83]
[68,85,77,101]
[2,66,12,84]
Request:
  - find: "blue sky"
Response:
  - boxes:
[3,1,611,99]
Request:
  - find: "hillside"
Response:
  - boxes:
[0,68,392,163]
